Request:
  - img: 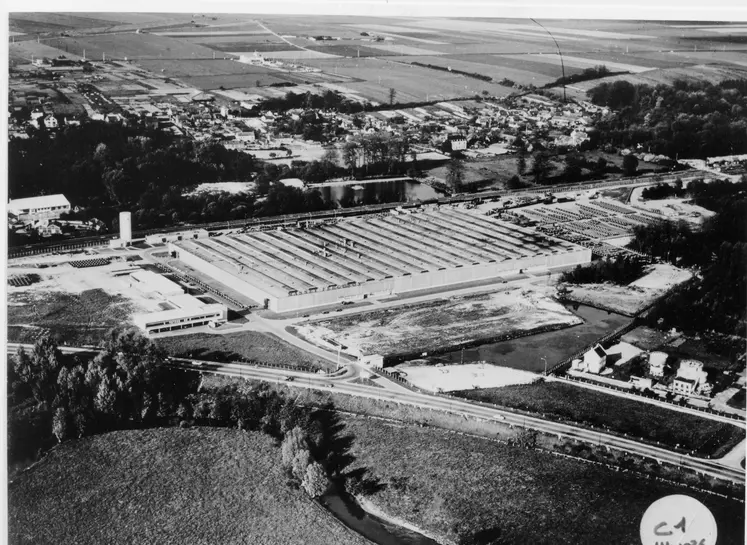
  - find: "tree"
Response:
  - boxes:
[506,175,525,190]
[530,152,554,184]
[446,156,465,192]
[52,407,69,443]
[563,154,584,181]
[517,152,526,176]
[301,462,329,498]
[281,427,310,468]
[389,87,397,106]
[622,154,639,177]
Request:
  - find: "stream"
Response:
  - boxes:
[321,490,441,545]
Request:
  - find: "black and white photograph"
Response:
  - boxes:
[3,2,746,544]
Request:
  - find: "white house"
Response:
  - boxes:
[43,115,58,129]
[673,359,709,396]
[583,344,608,374]
[448,135,468,151]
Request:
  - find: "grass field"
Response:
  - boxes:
[341,415,746,545]
[453,380,746,457]
[8,428,368,545]
[154,331,328,370]
[136,58,277,77]
[7,288,134,346]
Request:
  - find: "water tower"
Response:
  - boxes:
[119,211,132,244]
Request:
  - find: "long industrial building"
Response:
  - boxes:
[169,208,591,312]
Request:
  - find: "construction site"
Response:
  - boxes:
[168,207,592,312]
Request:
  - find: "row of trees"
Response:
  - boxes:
[341,133,412,178]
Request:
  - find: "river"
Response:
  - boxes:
[429,304,630,373]
[321,490,441,545]
[316,179,445,206]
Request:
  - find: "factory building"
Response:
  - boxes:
[169,208,592,313]
[8,194,71,221]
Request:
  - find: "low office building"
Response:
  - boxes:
[128,269,228,335]
[133,294,227,335]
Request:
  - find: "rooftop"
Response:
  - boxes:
[8,194,70,211]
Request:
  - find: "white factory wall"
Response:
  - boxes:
[173,243,591,313]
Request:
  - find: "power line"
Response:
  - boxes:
[530,18,566,103]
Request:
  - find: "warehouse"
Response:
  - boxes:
[169,208,591,312]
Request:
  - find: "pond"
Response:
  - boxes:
[316,179,445,206]
[321,490,440,545]
[429,304,631,373]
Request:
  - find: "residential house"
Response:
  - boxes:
[583,344,608,374]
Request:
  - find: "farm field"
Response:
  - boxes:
[341,415,746,545]
[453,380,746,457]
[136,58,280,78]
[45,34,223,61]
[298,289,582,359]
[8,428,368,545]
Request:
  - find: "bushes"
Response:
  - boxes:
[560,255,647,285]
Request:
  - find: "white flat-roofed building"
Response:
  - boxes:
[129,270,184,298]
[8,194,71,221]
[133,294,227,335]
[648,351,667,377]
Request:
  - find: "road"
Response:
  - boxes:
[166,357,745,484]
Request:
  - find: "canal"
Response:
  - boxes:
[316,178,445,206]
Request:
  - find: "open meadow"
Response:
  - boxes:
[8,428,368,545]
[341,414,746,545]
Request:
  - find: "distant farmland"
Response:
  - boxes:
[45,33,223,60]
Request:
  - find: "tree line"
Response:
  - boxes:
[628,181,747,338]
[7,329,380,501]
[587,79,747,159]
[560,255,647,285]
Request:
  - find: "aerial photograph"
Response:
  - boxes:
[4,4,747,544]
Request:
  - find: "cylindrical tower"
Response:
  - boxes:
[119,211,132,244]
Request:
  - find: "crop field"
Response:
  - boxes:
[9,428,368,545]
[306,44,399,57]
[136,58,278,77]
[200,41,293,52]
[44,34,221,61]
[447,53,585,79]
[299,289,582,359]
[9,41,85,64]
[9,12,114,33]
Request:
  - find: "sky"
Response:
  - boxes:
[4,0,747,22]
